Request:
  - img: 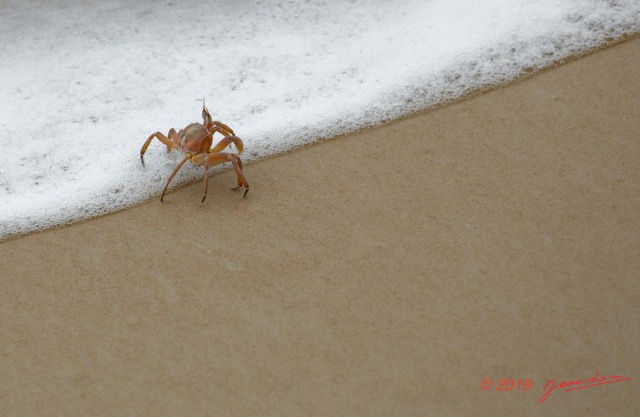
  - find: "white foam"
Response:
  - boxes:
[1,0,638,239]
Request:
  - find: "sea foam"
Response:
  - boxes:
[0,0,638,239]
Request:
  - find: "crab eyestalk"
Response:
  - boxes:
[202,98,213,125]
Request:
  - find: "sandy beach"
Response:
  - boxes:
[1,37,638,416]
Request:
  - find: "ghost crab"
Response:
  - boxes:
[140,100,249,202]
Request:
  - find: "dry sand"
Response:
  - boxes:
[1,38,639,416]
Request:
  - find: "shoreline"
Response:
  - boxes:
[1,39,638,416]
[1,36,638,242]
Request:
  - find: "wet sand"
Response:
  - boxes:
[1,38,638,416]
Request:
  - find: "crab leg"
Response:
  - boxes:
[201,165,210,203]
[160,154,192,202]
[197,152,249,202]
[211,121,235,136]
[140,129,180,167]
[227,154,249,195]
[207,123,235,139]
[191,153,213,203]
[208,135,244,154]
